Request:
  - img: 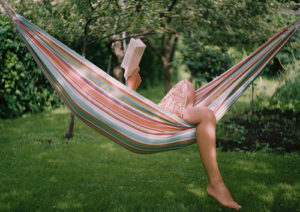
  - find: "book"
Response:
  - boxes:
[121,38,146,79]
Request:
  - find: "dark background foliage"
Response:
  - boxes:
[0,15,62,118]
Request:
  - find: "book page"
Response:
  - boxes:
[121,38,146,79]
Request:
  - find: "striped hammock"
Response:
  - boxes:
[1,1,299,153]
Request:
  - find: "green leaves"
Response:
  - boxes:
[270,68,300,112]
[0,14,62,118]
[182,44,233,87]
[219,109,299,152]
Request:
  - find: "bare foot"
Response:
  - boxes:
[206,182,242,210]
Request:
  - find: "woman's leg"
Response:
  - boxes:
[183,106,241,210]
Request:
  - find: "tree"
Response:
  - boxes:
[142,0,213,93]
[115,0,292,93]
[181,0,297,84]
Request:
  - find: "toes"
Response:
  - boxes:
[222,201,241,210]
[230,203,242,210]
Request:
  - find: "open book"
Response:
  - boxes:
[121,38,146,79]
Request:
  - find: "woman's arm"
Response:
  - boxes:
[127,67,142,91]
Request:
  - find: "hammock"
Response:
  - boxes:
[1,1,299,153]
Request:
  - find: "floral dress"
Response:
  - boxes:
[158,80,195,118]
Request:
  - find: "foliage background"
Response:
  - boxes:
[0,0,299,120]
[0,15,62,118]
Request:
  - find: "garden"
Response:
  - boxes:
[0,0,299,211]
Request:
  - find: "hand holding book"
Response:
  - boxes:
[127,67,142,91]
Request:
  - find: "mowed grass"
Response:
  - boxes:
[1,78,299,211]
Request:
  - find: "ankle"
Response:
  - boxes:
[208,178,224,187]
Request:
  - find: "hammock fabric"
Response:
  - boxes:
[1,1,299,153]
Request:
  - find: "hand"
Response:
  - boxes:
[127,67,142,91]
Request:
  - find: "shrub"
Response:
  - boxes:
[257,63,300,112]
[218,109,299,153]
[218,63,300,153]
[182,44,233,88]
[0,15,62,118]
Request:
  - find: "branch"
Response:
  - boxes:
[169,34,179,61]
[167,0,178,12]
[111,30,156,42]
[88,27,114,38]
[98,23,132,41]
[164,0,178,25]
[145,35,163,58]
[86,0,93,11]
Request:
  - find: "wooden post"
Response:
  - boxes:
[249,82,255,116]
[65,113,74,139]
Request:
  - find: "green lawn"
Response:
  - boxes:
[0,106,299,211]
[1,77,299,211]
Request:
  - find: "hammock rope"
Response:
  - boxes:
[1,0,299,153]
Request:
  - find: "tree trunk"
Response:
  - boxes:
[113,65,124,83]
[146,34,178,94]
[162,57,173,94]
[65,113,75,139]
[112,34,124,83]
[249,82,255,116]
[163,35,178,93]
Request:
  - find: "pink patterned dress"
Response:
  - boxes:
[159,80,195,118]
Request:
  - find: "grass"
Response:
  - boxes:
[1,78,299,211]
[224,76,279,117]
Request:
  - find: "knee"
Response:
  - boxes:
[201,108,216,123]
[183,106,216,125]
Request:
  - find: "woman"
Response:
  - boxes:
[127,68,242,210]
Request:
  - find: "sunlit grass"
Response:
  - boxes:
[225,76,279,117]
[139,84,165,104]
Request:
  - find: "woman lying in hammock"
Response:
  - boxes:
[127,68,242,210]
